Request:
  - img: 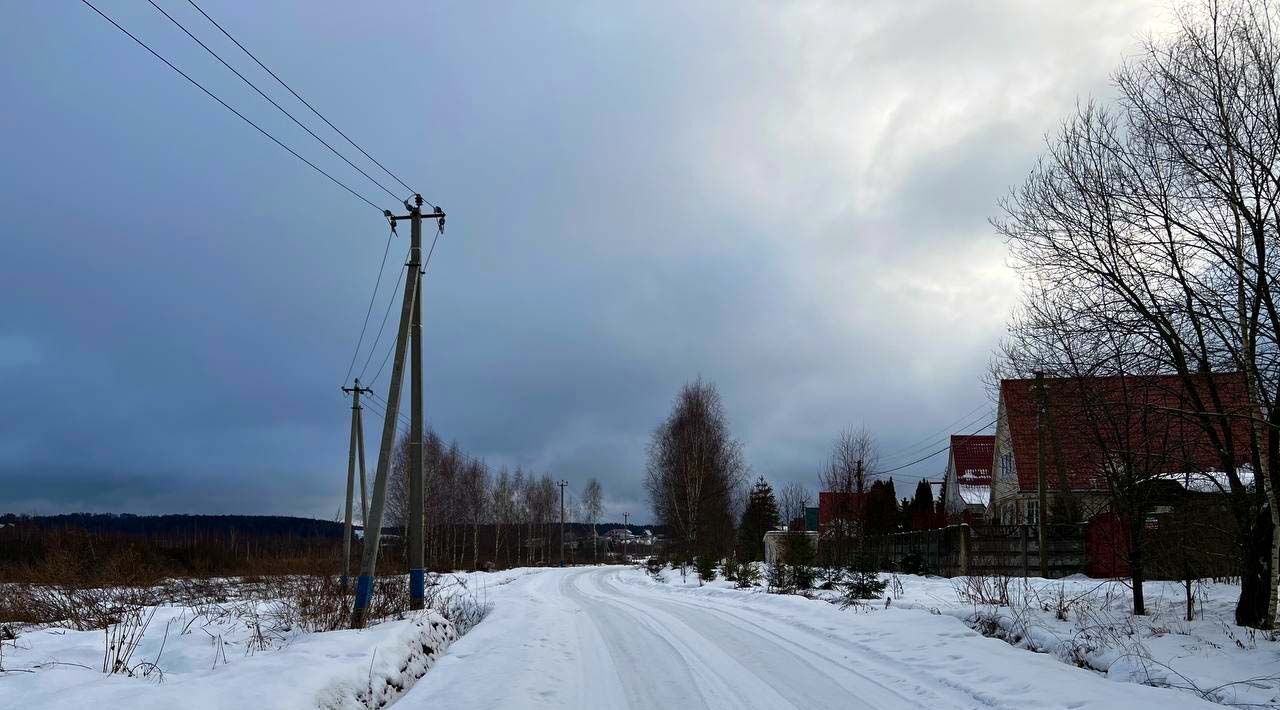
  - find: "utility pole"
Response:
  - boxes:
[340,380,372,589]
[558,480,568,567]
[1034,371,1049,579]
[356,392,368,526]
[623,512,630,561]
[407,198,426,611]
[351,197,444,629]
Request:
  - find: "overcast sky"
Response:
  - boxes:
[0,1,1172,522]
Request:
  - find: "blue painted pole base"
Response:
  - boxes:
[409,568,425,610]
[350,574,374,628]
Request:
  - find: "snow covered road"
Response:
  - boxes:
[404,566,1220,710]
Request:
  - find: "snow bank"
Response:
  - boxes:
[315,613,458,710]
[1,608,457,710]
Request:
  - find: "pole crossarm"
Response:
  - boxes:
[386,203,445,232]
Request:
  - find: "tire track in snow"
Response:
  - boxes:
[600,569,1031,710]
[577,569,944,710]
[562,570,783,710]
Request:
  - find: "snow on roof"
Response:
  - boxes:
[957,483,990,506]
[1155,467,1254,493]
[951,435,994,481]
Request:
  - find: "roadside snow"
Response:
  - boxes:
[0,571,518,710]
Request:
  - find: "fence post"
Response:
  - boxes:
[958,524,970,577]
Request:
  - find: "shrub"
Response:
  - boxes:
[767,561,790,593]
[783,532,816,591]
[840,554,887,607]
[952,574,1012,607]
[721,558,741,582]
[644,556,665,580]
[897,552,927,576]
[694,556,718,585]
[735,562,761,589]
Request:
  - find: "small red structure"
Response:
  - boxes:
[1086,512,1129,578]
[817,490,866,534]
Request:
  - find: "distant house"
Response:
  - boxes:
[989,372,1255,526]
[604,527,656,547]
[942,434,994,522]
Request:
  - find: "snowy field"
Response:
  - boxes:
[2,566,1277,709]
[0,572,502,710]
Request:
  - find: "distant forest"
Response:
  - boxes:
[0,512,650,539]
[0,513,344,538]
[0,513,657,584]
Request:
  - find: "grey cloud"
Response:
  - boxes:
[0,1,1166,521]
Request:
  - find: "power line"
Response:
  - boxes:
[183,0,429,206]
[879,407,995,466]
[422,225,444,274]
[365,389,412,432]
[145,0,404,205]
[877,402,992,464]
[366,226,443,385]
[80,0,384,212]
[344,225,398,386]
[79,0,385,213]
[367,330,400,387]
[359,394,408,435]
[877,419,996,476]
[358,251,410,383]
[365,226,441,386]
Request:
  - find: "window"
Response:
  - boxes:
[1025,499,1039,526]
[1000,452,1014,479]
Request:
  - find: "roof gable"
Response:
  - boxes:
[950,434,994,484]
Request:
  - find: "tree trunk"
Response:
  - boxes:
[1237,510,1273,628]
[1128,513,1145,616]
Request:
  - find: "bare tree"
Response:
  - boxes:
[819,427,879,566]
[994,0,1278,627]
[491,467,515,566]
[582,478,604,562]
[644,378,747,562]
[777,481,813,530]
[459,458,490,570]
[821,426,879,496]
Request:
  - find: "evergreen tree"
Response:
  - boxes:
[864,479,899,536]
[782,530,816,591]
[907,480,935,530]
[736,477,781,561]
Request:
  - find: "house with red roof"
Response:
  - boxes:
[941,434,994,522]
[989,372,1255,527]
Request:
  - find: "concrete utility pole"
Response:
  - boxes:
[623,512,630,561]
[1034,371,1049,579]
[351,197,444,629]
[407,199,426,611]
[558,480,568,567]
[356,395,368,525]
[341,379,372,588]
